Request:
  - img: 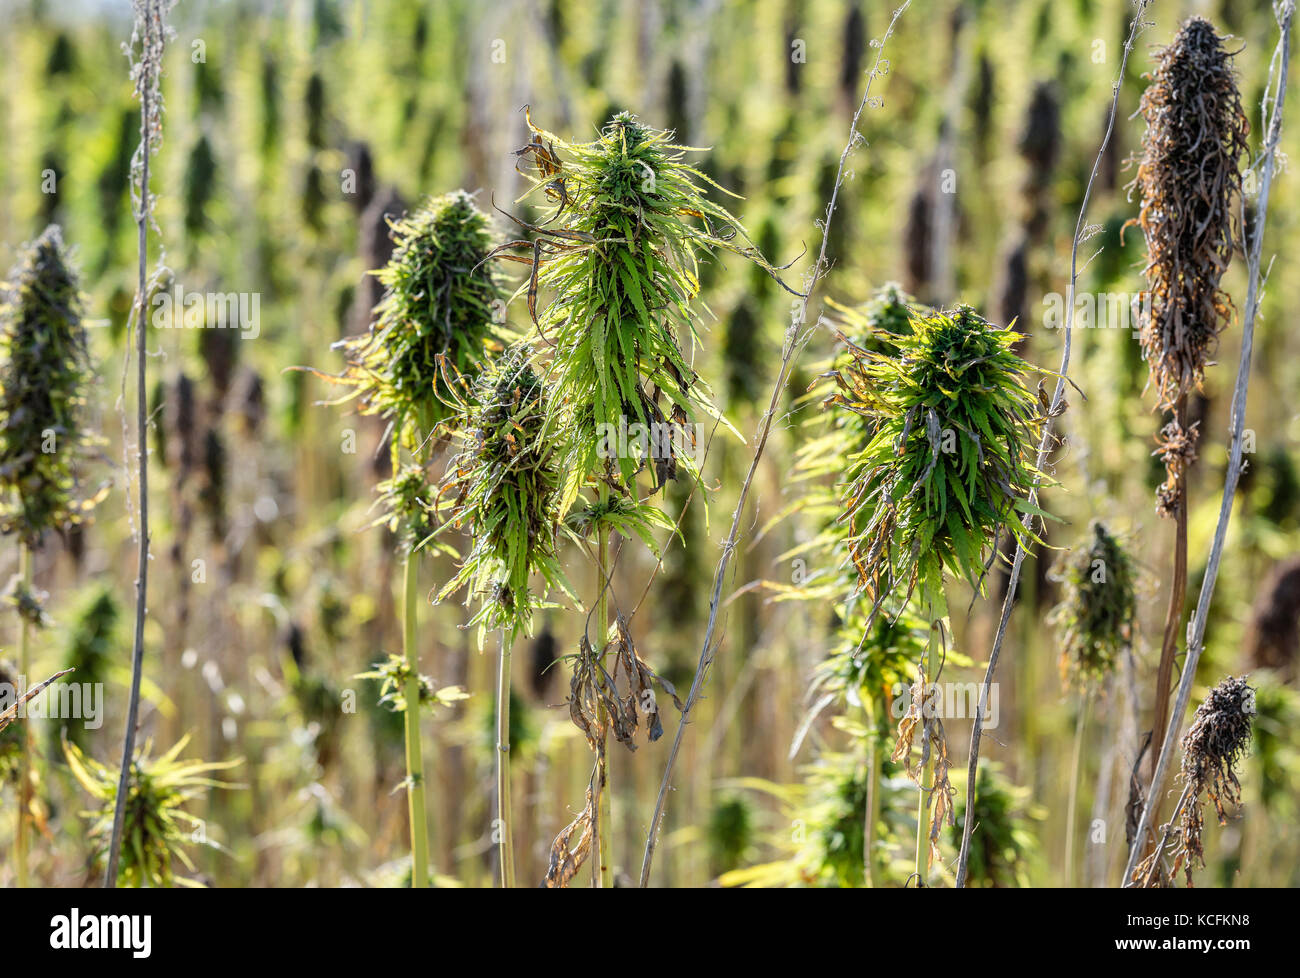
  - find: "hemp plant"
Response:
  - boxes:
[64,733,239,887]
[766,283,924,883]
[0,225,102,886]
[1047,521,1138,885]
[1129,17,1248,777]
[315,189,505,888]
[833,304,1047,884]
[432,348,572,886]
[496,109,789,887]
[331,191,507,468]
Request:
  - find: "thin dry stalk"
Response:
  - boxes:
[106,0,174,889]
[955,0,1153,889]
[637,0,912,889]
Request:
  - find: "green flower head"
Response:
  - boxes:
[837,304,1046,611]
[334,191,506,466]
[0,225,102,548]
[435,348,572,644]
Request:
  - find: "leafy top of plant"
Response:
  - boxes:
[433,348,574,645]
[330,190,506,467]
[498,109,794,516]
[835,304,1048,613]
[1048,521,1138,689]
[63,732,240,888]
[0,225,103,548]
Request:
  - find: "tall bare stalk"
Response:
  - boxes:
[105,0,174,889]
[955,0,1153,889]
[494,627,515,888]
[637,0,912,888]
[1124,0,1294,885]
[15,544,29,886]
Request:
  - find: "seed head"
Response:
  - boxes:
[0,225,101,548]
[1169,675,1255,885]
[1132,17,1248,410]
[1049,521,1138,689]
[334,191,505,466]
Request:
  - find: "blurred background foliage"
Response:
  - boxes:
[0,0,1298,886]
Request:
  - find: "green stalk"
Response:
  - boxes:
[15,542,30,888]
[914,572,946,886]
[864,725,882,887]
[495,628,515,888]
[402,551,429,889]
[1064,688,1091,886]
[593,512,612,889]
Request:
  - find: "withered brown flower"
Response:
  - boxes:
[1130,17,1248,507]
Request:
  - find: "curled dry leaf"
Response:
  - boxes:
[891,677,957,869]
[544,783,595,888]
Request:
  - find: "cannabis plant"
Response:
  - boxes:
[1130,15,1248,788]
[1134,675,1255,887]
[838,305,1046,611]
[331,190,506,469]
[500,109,787,887]
[64,733,238,887]
[719,747,914,888]
[59,585,121,750]
[834,303,1046,883]
[1048,521,1138,884]
[501,108,788,509]
[0,225,100,546]
[434,350,571,644]
[0,224,101,887]
[315,189,506,889]
[432,349,572,886]
[1048,521,1138,690]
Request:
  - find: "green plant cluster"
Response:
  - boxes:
[0,225,101,548]
[354,652,467,715]
[333,191,506,470]
[63,734,240,887]
[836,305,1047,610]
[506,110,787,516]
[1048,521,1138,689]
[434,349,574,644]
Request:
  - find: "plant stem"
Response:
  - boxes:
[864,727,881,887]
[106,27,159,885]
[914,575,944,886]
[592,513,612,889]
[1125,0,1294,885]
[1149,395,1189,803]
[637,0,912,888]
[1064,688,1091,887]
[955,0,1151,889]
[402,550,429,889]
[495,628,515,888]
[15,542,30,888]
[1137,782,1193,887]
